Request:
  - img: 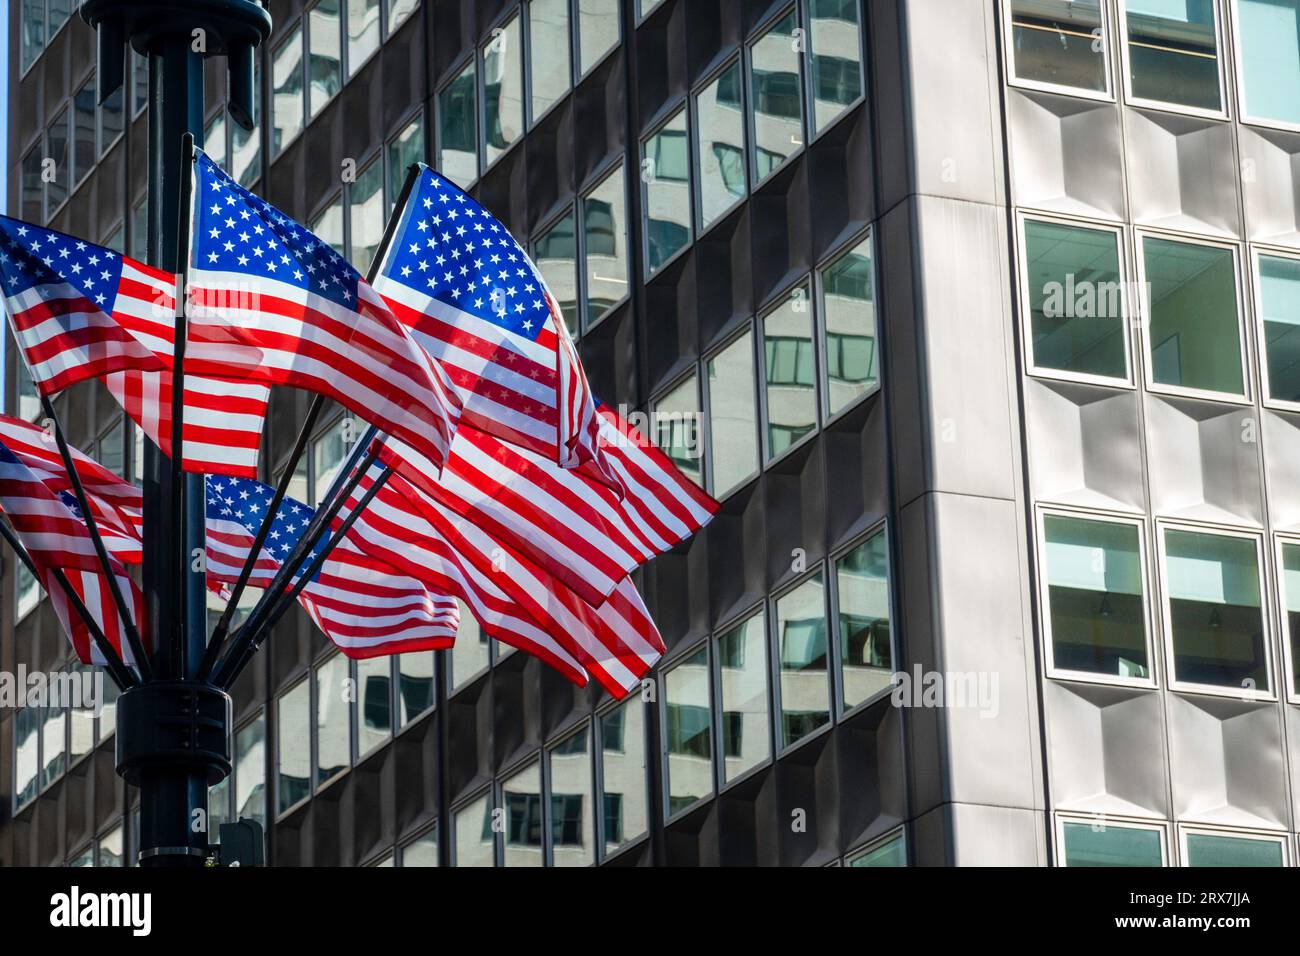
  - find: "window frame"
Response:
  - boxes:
[274,673,313,821]
[575,0,623,80]
[270,19,308,159]
[579,156,632,332]
[530,202,581,340]
[649,368,706,489]
[594,692,651,863]
[712,601,775,792]
[1228,0,1300,133]
[45,106,72,220]
[1000,0,1117,102]
[691,54,749,238]
[397,820,440,866]
[450,784,497,866]
[658,638,716,823]
[845,824,908,866]
[831,519,898,716]
[745,3,808,192]
[479,6,527,173]
[801,0,870,140]
[543,718,597,866]
[345,0,385,79]
[758,276,822,466]
[1273,533,1300,705]
[701,320,762,500]
[639,102,694,278]
[525,0,576,128]
[435,54,480,190]
[771,565,835,756]
[816,226,883,422]
[1249,243,1300,412]
[1055,812,1169,866]
[1177,822,1291,866]
[306,0,345,120]
[1116,0,1231,121]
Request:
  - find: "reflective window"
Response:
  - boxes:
[100,85,125,156]
[820,233,879,411]
[357,656,392,754]
[578,0,620,75]
[777,573,830,747]
[809,0,865,130]
[600,696,646,855]
[41,703,65,788]
[450,599,490,690]
[1258,253,1300,404]
[502,760,544,866]
[652,374,703,487]
[438,61,478,188]
[1237,0,1300,126]
[50,0,71,35]
[583,164,629,326]
[483,15,524,166]
[1007,0,1108,94]
[349,157,385,276]
[231,66,261,188]
[848,833,906,867]
[73,76,97,185]
[316,654,351,786]
[97,824,124,867]
[309,0,343,117]
[1042,513,1149,681]
[235,714,266,829]
[15,707,39,809]
[205,112,228,170]
[272,29,305,156]
[1281,541,1300,696]
[548,727,594,866]
[750,9,803,180]
[836,529,893,708]
[47,109,69,212]
[16,559,40,622]
[534,210,579,336]
[1062,820,1164,866]
[69,847,93,867]
[1023,219,1127,381]
[1124,0,1223,112]
[277,680,310,813]
[716,612,770,783]
[639,0,665,16]
[397,652,434,725]
[130,197,148,264]
[21,148,43,224]
[311,194,345,258]
[21,0,44,73]
[529,0,571,121]
[706,331,759,497]
[1184,830,1286,866]
[209,776,230,842]
[133,49,149,116]
[696,61,747,228]
[69,665,94,760]
[1142,237,1243,396]
[347,0,382,74]
[98,417,125,477]
[388,0,419,33]
[1162,528,1268,693]
[386,116,424,212]
[101,678,119,739]
[763,283,817,459]
[401,827,438,866]
[664,645,713,815]
[643,110,691,273]
[453,790,495,866]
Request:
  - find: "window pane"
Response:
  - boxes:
[809,0,864,131]
[69,847,94,867]
[578,0,620,75]
[717,613,769,783]
[1063,822,1163,866]
[99,417,125,477]
[74,77,97,185]
[397,652,434,725]
[209,776,230,842]
[15,707,39,807]
[1024,220,1127,379]
[483,15,524,166]
[316,654,351,786]
[386,117,424,213]
[1282,542,1300,696]
[534,210,579,336]
[548,727,594,866]
[347,0,381,73]
[311,415,351,505]
[204,112,228,170]
[706,331,759,497]
[402,828,438,866]
[349,158,385,276]
[100,678,119,738]
[97,825,124,867]
[21,148,43,224]
[272,30,305,155]
[664,646,712,814]
[848,834,905,867]
[16,558,41,621]
[388,0,419,32]
[1185,832,1284,866]
[1143,237,1243,395]
[763,283,817,458]
[100,85,125,156]
[583,164,628,325]
[530,0,571,120]
[450,599,489,690]
[1259,254,1300,403]
[751,10,803,179]
[438,62,478,188]
[278,681,310,813]
[837,530,893,707]
[309,0,342,116]
[821,234,879,411]
[653,374,703,486]
[231,67,261,188]
[41,703,66,788]
[696,61,747,228]
[130,198,148,264]
[357,656,392,754]
[1043,514,1149,679]
[600,696,646,854]
[1164,529,1267,692]
[21,0,44,72]
[777,573,830,747]
[1008,0,1107,93]
[643,110,691,273]
[1238,0,1300,124]
[69,665,95,760]
[502,760,544,866]
[50,0,71,34]
[311,194,345,257]
[235,715,267,828]
[454,791,495,866]
[1125,0,1222,111]
[133,50,149,115]
[47,110,70,211]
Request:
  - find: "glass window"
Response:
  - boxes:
[837,529,893,707]
[529,0,571,121]
[848,832,906,867]
[311,415,351,505]
[578,0,620,75]
[750,9,803,180]
[41,703,66,788]
[1124,0,1223,112]
[74,76,97,185]
[277,680,310,813]
[386,117,424,212]
[454,790,495,866]
[357,656,392,754]
[548,727,594,866]
[204,112,228,170]
[600,696,646,855]
[272,29,305,156]
[1237,0,1300,126]
[309,0,343,116]
[97,824,124,867]
[21,148,43,224]
[1007,0,1108,94]
[643,110,692,273]
[1062,820,1164,866]
[347,0,382,73]
[397,652,434,725]
[777,573,830,747]
[583,164,628,326]
[103,223,125,255]
[716,612,769,783]
[1184,830,1286,866]
[100,678,119,739]
[50,0,71,34]
[652,374,703,486]
[235,714,267,829]
[664,646,713,815]
[387,0,419,33]
[349,157,385,276]
[706,331,759,497]
[1142,237,1243,396]
[69,665,95,760]
[401,827,438,866]
[1023,219,1127,381]
[1258,253,1300,404]
[809,0,865,131]
[15,706,39,808]
[534,211,579,336]
[69,847,94,867]
[438,61,478,188]
[483,14,524,166]
[763,282,817,459]
[130,198,148,264]
[696,60,747,229]
[1042,513,1149,680]
[231,66,261,188]
[47,109,70,212]
[820,233,879,411]
[311,194,345,258]
[133,49,149,116]
[99,417,125,477]
[501,760,544,866]
[16,559,41,622]
[100,85,125,155]
[21,0,44,73]
[450,599,489,690]
[316,654,351,786]
[1162,528,1268,693]
[209,776,230,842]
[1281,541,1300,696]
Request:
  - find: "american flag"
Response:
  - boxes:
[186,151,462,475]
[203,475,458,659]
[0,214,166,393]
[0,438,146,666]
[373,164,617,488]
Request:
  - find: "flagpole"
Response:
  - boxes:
[170,132,196,680]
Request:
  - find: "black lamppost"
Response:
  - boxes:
[78,0,271,868]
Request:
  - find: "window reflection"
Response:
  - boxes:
[548,727,593,866]
[386,117,424,213]
[1281,542,1300,696]
[777,573,830,747]
[763,283,817,459]
[454,791,495,866]
[316,654,350,786]
[398,652,434,725]
[583,164,628,326]
[706,331,759,497]
[1258,253,1300,404]
[664,646,712,815]
[809,0,865,130]
[1124,0,1223,111]
[311,194,345,258]
[529,0,571,120]
[357,656,392,755]
[15,707,38,808]
[309,0,342,117]
[349,158,384,275]
[450,599,489,691]
[1237,0,1300,125]
[821,234,880,410]
[578,0,620,75]
[1062,821,1164,866]
[97,825,124,867]
[231,66,261,188]
[643,110,691,273]
[41,703,66,788]
[653,375,703,487]
[600,696,646,855]
[47,109,69,211]
[272,30,304,155]
[696,61,747,228]
[1008,0,1108,94]
[347,0,381,74]
[236,715,267,828]
[439,61,478,188]
[483,15,523,166]
[534,210,579,336]
[401,827,438,866]
[278,681,310,813]
[502,761,543,866]
[716,613,769,783]
[750,10,803,179]
[837,531,893,707]
[74,77,96,184]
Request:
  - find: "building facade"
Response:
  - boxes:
[1,0,1297,867]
